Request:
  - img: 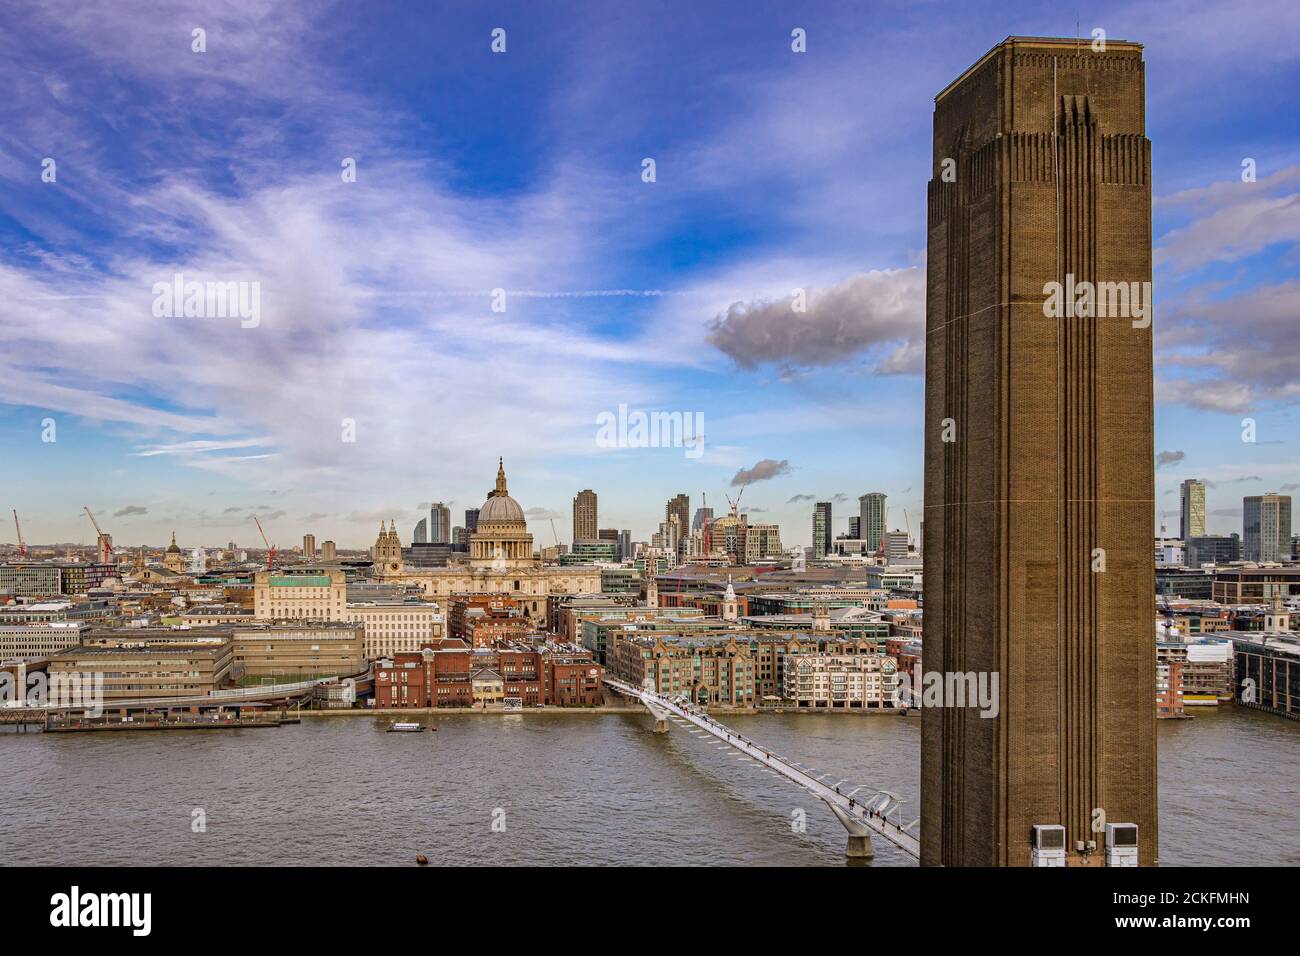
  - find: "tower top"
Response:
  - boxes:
[935,35,1144,105]
[495,459,508,495]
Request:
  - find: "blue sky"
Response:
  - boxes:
[1,0,1297,549]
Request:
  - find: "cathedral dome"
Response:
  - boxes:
[480,493,525,525]
[478,459,526,527]
[469,460,534,569]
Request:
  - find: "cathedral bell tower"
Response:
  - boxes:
[374,520,403,577]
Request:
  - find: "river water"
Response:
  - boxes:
[1,706,1295,866]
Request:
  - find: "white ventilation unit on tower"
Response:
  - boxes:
[1031,824,1066,867]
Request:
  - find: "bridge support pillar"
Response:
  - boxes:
[846,834,874,860]
[653,718,670,733]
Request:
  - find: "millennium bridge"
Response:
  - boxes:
[604,677,920,861]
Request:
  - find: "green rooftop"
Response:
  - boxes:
[269,575,332,587]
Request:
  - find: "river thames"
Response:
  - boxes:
[1,706,1295,866]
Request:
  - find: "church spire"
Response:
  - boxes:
[495,458,508,495]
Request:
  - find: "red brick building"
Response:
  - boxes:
[375,639,472,708]
[495,646,543,705]
[375,639,601,708]
[543,646,603,706]
[448,595,520,639]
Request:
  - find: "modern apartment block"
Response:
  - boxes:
[610,634,757,706]
[923,37,1157,865]
[782,653,898,709]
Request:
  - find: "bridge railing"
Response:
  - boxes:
[605,677,921,859]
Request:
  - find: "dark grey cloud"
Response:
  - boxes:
[113,505,147,517]
[707,269,923,374]
[787,494,816,503]
[1156,450,1185,468]
[731,458,793,486]
[1157,279,1300,412]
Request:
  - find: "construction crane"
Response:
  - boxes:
[548,517,561,548]
[83,506,112,565]
[252,515,276,570]
[724,485,746,517]
[12,510,26,557]
[701,492,711,554]
[874,505,890,559]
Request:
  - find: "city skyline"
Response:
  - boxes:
[2,1,1298,549]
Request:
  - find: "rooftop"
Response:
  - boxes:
[936,36,1144,104]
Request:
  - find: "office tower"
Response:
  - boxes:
[464,508,480,535]
[1244,493,1292,562]
[692,507,713,533]
[428,502,451,545]
[302,534,316,559]
[848,516,861,538]
[412,518,428,544]
[667,494,690,544]
[1180,479,1206,540]
[884,531,910,564]
[598,528,620,558]
[923,37,1157,866]
[653,515,681,553]
[618,529,632,562]
[1184,533,1240,567]
[812,502,832,560]
[573,489,597,542]
[321,540,337,560]
[745,524,784,562]
[859,493,887,553]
